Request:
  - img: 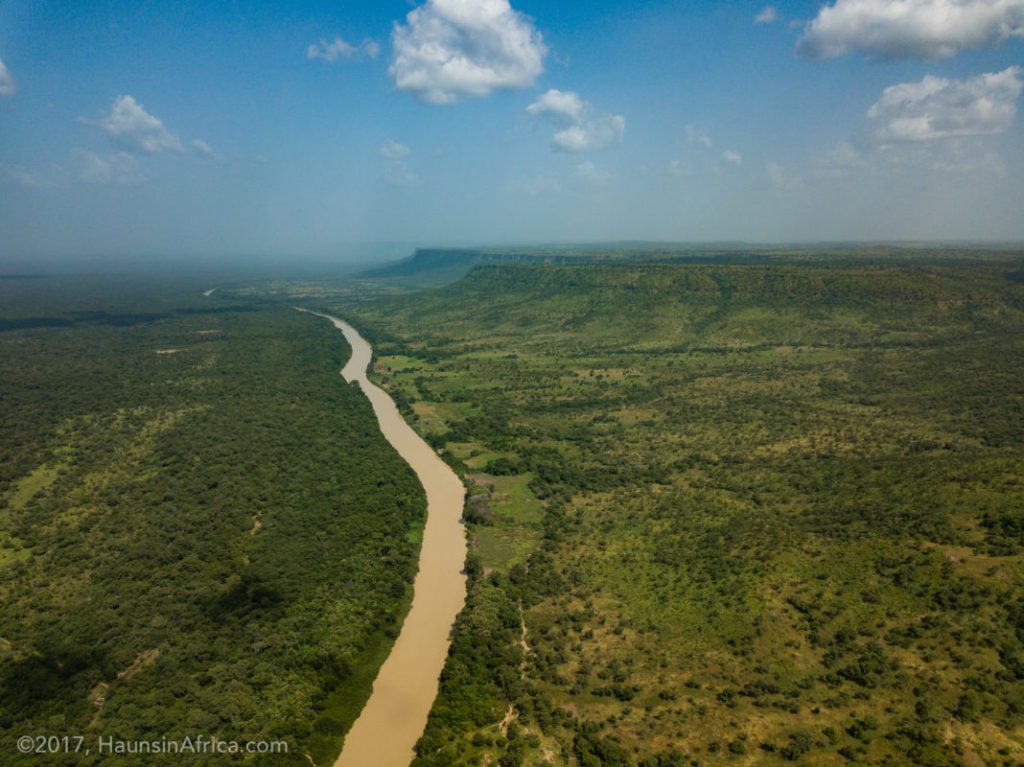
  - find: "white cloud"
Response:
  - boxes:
[685,124,713,148]
[867,66,1022,143]
[191,139,216,158]
[380,139,412,160]
[380,140,417,185]
[309,36,355,61]
[307,36,380,62]
[73,149,145,185]
[390,0,547,104]
[815,137,1005,176]
[526,88,584,121]
[527,89,624,152]
[570,160,610,186]
[552,116,624,151]
[0,57,15,97]
[82,95,216,162]
[797,0,1024,60]
[815,67,1020,178]
[722,150,743,165]
[86,95,185,154]
[755,6,780,24]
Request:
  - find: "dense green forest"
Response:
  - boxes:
[303,254,1024,767]
[0,277,425,765]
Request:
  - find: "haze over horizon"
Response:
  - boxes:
[2,0,1024,259]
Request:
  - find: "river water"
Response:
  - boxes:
[299,309,467,767]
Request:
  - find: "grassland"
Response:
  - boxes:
[312,255,1024,767]
[0,277,426,765]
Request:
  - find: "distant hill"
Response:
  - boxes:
[356,249,483,283]
[354,246,765,285]
[355,248,615,286]
[356,245,1024,287]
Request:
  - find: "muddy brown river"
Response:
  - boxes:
[299,309,467,767]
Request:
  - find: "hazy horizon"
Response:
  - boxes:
[5,238,1024,276]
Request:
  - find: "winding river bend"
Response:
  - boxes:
[298,309,467,767]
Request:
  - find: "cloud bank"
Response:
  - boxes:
[527,89,624,152]
[817,68,1022,177]
[390,0,546,104]
[867,66,1022,143]
[798,0,1024,59]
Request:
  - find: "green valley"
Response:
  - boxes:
[4,249,1023,767]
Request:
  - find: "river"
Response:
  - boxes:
[298,309,467,767]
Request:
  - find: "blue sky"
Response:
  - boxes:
[1,0,1023,259]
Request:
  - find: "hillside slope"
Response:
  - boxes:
[335,258,1024,767]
